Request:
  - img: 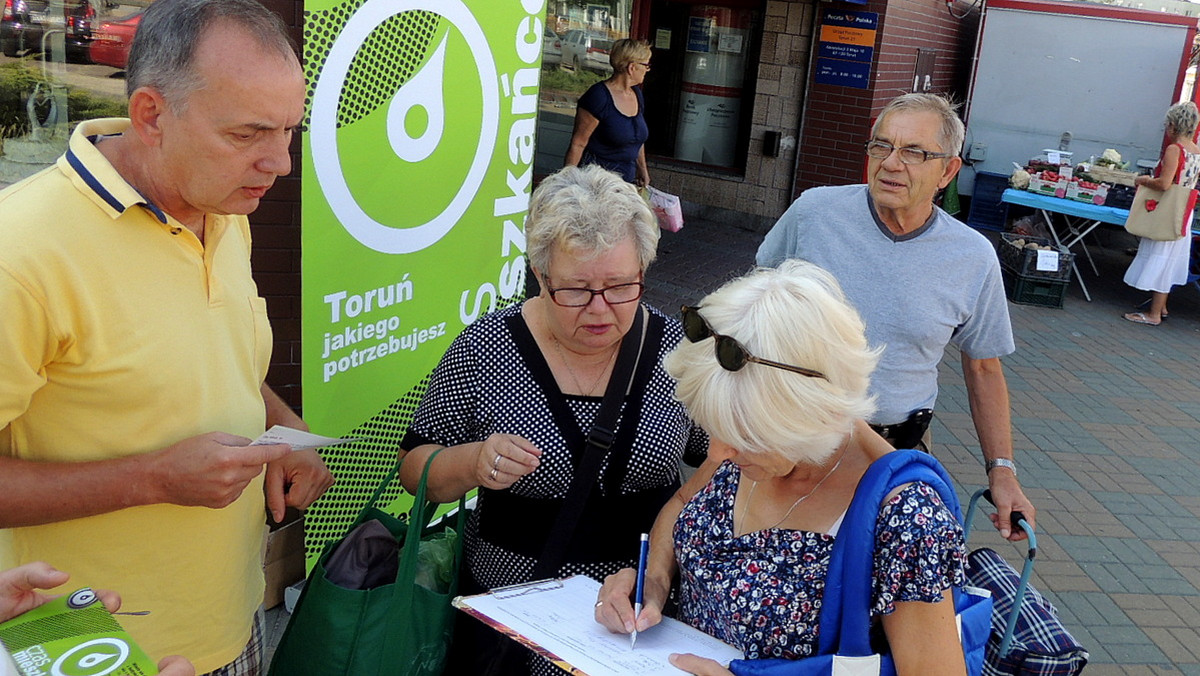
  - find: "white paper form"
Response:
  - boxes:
[250,425,360,451]
[455,575,742,675]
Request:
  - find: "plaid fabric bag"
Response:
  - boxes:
[966,547,1088,675]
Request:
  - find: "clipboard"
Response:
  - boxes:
[452,575,742,675]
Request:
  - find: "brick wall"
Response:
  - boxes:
[793,0,977,196]
[875,0,979,104]
[253,0,305,410]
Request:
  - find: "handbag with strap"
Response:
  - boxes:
[729,450,993,676]
[268,449,466,676]
[1126,143,1196,242]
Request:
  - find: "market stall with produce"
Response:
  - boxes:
[1000,149,1138,303]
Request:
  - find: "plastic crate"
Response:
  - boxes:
[1105,184,1136,210]
[1002,268,1068,308]
[997,233,1074,281]
[967,171,1011,231]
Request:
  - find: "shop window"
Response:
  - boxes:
[534,1,634,178]
[532,0,760,179]
[643,1,762,173]
[0,1,130,185]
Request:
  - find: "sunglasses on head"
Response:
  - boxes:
[680,306,827,380]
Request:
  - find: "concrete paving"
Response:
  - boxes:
[267,207,1200,674]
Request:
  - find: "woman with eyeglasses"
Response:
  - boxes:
[594,261,969,676]
[565,38,653,187]
[398,164,707,674]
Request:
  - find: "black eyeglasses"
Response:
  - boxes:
[545,278,645,307]
[680,306,827,379]
[864,139,952,165]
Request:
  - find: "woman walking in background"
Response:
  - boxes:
[1123,101,1200,326]
[565,39,652,187]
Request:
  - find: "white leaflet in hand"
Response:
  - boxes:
[251,425,360,451]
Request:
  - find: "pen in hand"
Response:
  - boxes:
[632,532,649,649]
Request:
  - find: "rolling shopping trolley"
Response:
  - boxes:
[963,490,1089,675]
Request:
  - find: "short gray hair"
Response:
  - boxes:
[526,164,659,276]
[1166,101,1199,137]
[665,260,879,465]
[872,93,965,157]
[126,0,297,109]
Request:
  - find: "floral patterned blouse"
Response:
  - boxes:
[674,460,967,660]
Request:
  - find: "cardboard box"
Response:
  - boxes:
[263,514,306,610]
[1027,175,1068,197]
[1066,181,1108,205]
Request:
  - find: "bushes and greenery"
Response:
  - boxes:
[540,65,605,94]
[0,60,126,139]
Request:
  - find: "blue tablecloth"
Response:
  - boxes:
[1001,188,1130,227]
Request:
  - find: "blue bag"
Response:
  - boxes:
[730,450,992,676]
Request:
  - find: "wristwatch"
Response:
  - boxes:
[985,458,1017,476]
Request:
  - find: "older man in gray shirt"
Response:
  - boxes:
[757,93,1035,540]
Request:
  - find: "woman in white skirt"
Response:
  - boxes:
[1123,102,1200,326]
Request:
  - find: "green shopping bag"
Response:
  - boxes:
[268,450,465,676]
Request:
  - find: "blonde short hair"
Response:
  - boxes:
[665,261,879,465]
[1166,102,1199,137]
[526,164,659,275]
[610,38,651,74]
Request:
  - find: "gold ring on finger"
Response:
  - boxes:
[494,453,501,469]
[489,467,498,481]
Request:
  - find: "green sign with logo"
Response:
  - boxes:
[300,0,543,556]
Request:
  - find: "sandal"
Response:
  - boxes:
[1123,312,1161,326]
[1134,299,1168,320]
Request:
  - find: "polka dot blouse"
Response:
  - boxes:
[403,302,707,590]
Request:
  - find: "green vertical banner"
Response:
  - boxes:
[301,0,543,559]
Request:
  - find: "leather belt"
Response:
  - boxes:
[869,408,934,450]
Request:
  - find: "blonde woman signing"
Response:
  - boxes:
[594,261,969,676]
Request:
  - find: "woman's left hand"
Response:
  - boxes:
[668,653,733,676]
[477,433,541,489]
[636,168,650,188]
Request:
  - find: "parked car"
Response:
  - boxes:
[88,8,138,69]
[0,0,95,61]
[560,29,612,75]
[542,25,560,67]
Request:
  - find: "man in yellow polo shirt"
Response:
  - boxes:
[0,0,333,673]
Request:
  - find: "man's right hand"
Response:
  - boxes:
[152,432,291,509]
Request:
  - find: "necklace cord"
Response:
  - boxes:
[736,438,851,533]
[552,337,616,396]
